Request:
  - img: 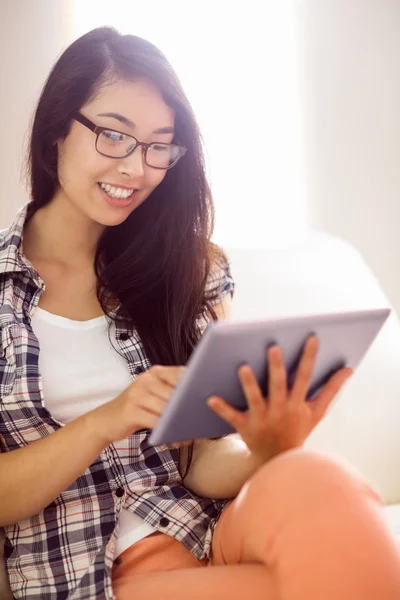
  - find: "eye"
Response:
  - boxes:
[101,130,125,143]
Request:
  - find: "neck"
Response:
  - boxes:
[23,191,105,266]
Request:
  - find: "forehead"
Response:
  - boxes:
[85,78,175,130]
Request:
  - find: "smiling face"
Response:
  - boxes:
[55,78,176,227]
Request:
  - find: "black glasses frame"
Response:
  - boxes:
[74,112,187,170]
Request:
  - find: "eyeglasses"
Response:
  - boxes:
[73,113,187,170]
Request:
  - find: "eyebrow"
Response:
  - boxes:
[97,112,175,135]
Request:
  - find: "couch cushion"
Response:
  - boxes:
[384,504,400,542]
[225,233,400,504]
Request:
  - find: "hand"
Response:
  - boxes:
[167,440,194,450]
[206,336,353,463]
[90,365,186,446]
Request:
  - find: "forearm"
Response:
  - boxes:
[0,410,108,527]
[182,434,266,499]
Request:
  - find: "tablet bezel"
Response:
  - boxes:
[148,307,391,445]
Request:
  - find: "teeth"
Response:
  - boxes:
[99,182,136,199]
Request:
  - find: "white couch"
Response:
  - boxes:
[1,230,399,597]
[225,232,400,537]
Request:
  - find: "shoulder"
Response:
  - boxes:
[205,243,235,302]
[0,228,8,250]
[200,245,234,323]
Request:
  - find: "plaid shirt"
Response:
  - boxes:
[0,203,235,600]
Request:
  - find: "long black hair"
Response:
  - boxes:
[26,27,230,479]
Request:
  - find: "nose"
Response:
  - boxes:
[117,144,146,179]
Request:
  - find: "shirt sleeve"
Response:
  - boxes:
[204,248,236,308]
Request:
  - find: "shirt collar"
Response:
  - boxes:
[0,201,43,284]
[0,201,124,320]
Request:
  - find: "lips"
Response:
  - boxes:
[98,182,137,199]
[98,182,137,208]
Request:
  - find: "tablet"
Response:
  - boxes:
[148,307,391,446]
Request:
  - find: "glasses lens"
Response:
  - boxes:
[146,143,181,169]
[97,129,136,158]
[97,130,183,168]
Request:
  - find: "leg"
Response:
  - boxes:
[211,448,400,600]
[113,566,276,599]
[112,449,400,600]
[112,531,275,600]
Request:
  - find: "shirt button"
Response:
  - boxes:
[115,487,124,498]
[159,517,170,527]
[119,332,130,341]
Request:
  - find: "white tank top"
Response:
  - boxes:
[31,306,157,559]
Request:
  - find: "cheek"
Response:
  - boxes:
[149,170,167,191]
[58,141,112,190]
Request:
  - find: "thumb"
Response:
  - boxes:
[311,368,353,422]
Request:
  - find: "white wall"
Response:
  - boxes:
[296,0,400,313]
[73,0,308,249]
[1,0,400,317]
[0,0,74,227]
[1,0,307,248]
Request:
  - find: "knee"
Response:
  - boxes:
[241,448,383,510]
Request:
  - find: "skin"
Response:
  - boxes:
[20,77,353,493]
[22,78,176,320]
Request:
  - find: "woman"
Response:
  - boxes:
[0,27,399,600]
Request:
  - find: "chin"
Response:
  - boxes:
[88,190,142,228]
[92,206,135,228]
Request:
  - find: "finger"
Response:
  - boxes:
[290,336,319,404]
[179,440,193,447]
[168,440,192,449]
[143,372,184,401]
[206,396,247,431]
[134,405,160,429]
[151,365,186,387]
[137,393,168,417]
[137,380,177,415]
[267,345,287,414]
[148,377,176,401]
[238,365,266,415]
[310,368,353,422]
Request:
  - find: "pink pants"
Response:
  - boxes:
[111,449,400,599]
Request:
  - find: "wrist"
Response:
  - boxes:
[247,450,270,472]
[250,442,304,467]
[81,406,113,449]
